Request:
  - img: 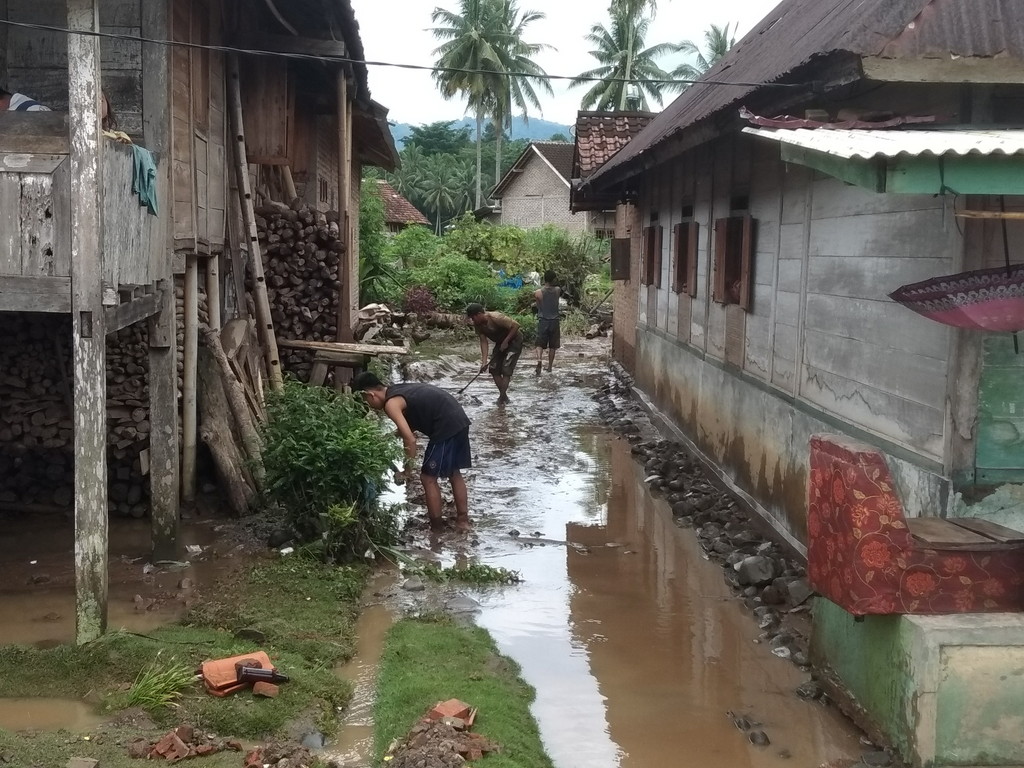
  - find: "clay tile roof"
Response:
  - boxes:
[572,111,656,179]
[530,141,575,182]
[374,180,430,226]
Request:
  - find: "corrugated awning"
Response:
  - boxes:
[743,127,1024,195]
[741,127,1024,160]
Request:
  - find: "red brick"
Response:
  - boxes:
[252,681,280,698]
[427,699,472,721]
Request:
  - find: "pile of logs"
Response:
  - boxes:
[254,201,342,382]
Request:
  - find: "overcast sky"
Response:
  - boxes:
[350,0,783,127]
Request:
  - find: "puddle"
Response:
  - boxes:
[400,340,863,767]
[0,698,101,732]
[324,572,397,767]
[0,515,257,646]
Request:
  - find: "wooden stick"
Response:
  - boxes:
[336,72,354,353]
[277,338,409,355]
[281,164,298,202]
[955,210,1024,220]
[205,253,221,332]
[182,253,199,504]
[227,53,284,391]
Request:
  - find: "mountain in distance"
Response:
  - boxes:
[388,115,573,147]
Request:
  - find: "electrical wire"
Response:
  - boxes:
[0,17,803,90]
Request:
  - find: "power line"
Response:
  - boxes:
[0,18,802,90]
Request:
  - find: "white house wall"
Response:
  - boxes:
[498,154,586,232]
[629,136,960,544]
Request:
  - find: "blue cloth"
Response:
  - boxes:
[421,427,472,478]
[499,275,524,289]
[131,144,158,215]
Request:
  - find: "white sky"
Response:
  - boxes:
[350,0,783,127]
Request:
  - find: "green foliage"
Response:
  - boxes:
[513,313,537,345]
[403,120,473,155]
[506,225,607,306]
[260,380,402,560]
[386,225,442,270]
[119,654,196,711]
[359,178,400,305]
[422,562,523,585]
[408,253,501,312]
[375,619,554,768]
[444,213,525,263]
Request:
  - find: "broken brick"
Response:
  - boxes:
[243,748,264,768]
[253,681,280,698]
[148,731,189,761]
[427,698,472,721]
[173,725,194,744]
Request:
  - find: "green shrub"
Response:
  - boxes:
[261,380,402,561]
[387,225,441,270]
[409,254,500,312]
[514,314,537,345]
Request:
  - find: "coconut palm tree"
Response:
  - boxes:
[670,22,737,87]
[570,6,672,111]
[418,154,470,234]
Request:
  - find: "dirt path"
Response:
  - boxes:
[366,338,873,768]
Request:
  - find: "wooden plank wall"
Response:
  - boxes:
[101,142,159,285]
[6,0,144,137]
[171,0,228,255]
[0,155,70,278]
[637,135,962,462]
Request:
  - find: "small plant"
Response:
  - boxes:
[422,562,523,585]
[123,654,197,711]
[402,285,439,315]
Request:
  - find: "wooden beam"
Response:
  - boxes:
[0,112,71,154]
[336,72,354,354]
[956,210,1024,221]
[234,31,347,59]
[205,253,222,332]
[0,275,72,312]
[182,253,199,504]
[278,338,408,355]
[103,289,163,333]
[68,0,108,645]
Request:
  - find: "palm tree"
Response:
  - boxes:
[670,22,736,86]
[608,0,660,109]
[487,0,552,190]
[570,7,672,111]
[431,0,551,208]
[418,154,468,234]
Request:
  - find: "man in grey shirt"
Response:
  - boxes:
[534,270,562,375]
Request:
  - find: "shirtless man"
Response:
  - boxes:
[352,371,472,531]
[466,302,523,405]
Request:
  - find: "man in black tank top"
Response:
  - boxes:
[352,372,472,531]
[533,270,562,375]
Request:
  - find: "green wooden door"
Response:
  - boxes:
[976,334,1024,484]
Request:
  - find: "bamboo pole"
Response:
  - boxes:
[281,164,298,203]
[182,253,199,504]
[227,53,283,391]
[206,253,221,332]
[336,72,353,348]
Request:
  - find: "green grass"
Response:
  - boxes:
[0,556,367,767]
[374,617,554,768]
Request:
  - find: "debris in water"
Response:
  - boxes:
[748,730,771,746]
[383,699,498,767]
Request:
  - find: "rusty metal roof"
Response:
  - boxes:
[743,127,1024,159]
[588,0,1024,187]
[572,111,656,179]
[374,180,430,226]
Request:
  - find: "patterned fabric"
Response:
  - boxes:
[807,435,1024,615]
[888,264,1024,333]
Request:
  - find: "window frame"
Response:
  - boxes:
[712,214,756,311]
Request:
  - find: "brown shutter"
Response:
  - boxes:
[641,226,652,285]
[610,238,631,281]
[739,215,756,311]
[712,218,727,303]
[687,221,699,298]
[653,225,664,289]
[671,223,684,293]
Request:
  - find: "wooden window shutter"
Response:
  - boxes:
[739,215,756,311]
[712,218,728,303]
[671,223,684,293]
[686,221,699,298]
[653,225,664,289]
[610,238,631,281]
[641,226,652,285]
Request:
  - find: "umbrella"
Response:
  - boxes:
[890,196,1024,350]
[888,263,1024,333]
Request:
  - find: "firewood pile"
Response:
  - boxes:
[254,200,343,382]
[0,280,207,516]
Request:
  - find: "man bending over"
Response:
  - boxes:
[353,372,472,532]
[466,302,522,405]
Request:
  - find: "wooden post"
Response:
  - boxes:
[182,253,199,503]
[227,53,283,391]
[68,0,108,644]
[206,254,222,332]
[336,72,354,348]
[281,165,298,203]
[142,0,179,561]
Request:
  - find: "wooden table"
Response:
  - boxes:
[276,339,408,387]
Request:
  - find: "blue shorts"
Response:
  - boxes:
[422,428,472,478]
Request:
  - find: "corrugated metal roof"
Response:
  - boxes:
[742,127,1024,159]
[588,0,1024,188]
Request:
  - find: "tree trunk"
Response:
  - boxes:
[494,117,502,193]
[619,9,636,110]
[475,107,483,210]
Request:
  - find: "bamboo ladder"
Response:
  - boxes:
[227,53,284,392]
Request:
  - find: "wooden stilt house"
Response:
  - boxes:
[0,0,397,643]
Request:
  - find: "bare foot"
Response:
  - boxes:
[497,394,510,405]
[535,361,542,376]
[455,515,472,533]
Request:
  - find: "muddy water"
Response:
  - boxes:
[410,340,862,767]
[0,698,102,731]
[0,514,255,647]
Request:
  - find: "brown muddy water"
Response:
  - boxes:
[382,339,864,767]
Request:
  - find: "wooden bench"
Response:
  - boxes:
[907,517,1024,552]
[277,339,408,387]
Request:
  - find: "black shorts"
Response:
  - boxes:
[537,318,560,349]
[488,340,523,377]
[422,428,472,478]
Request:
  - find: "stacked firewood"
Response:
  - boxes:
[255,201,343,381]
[106,323,151,517]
